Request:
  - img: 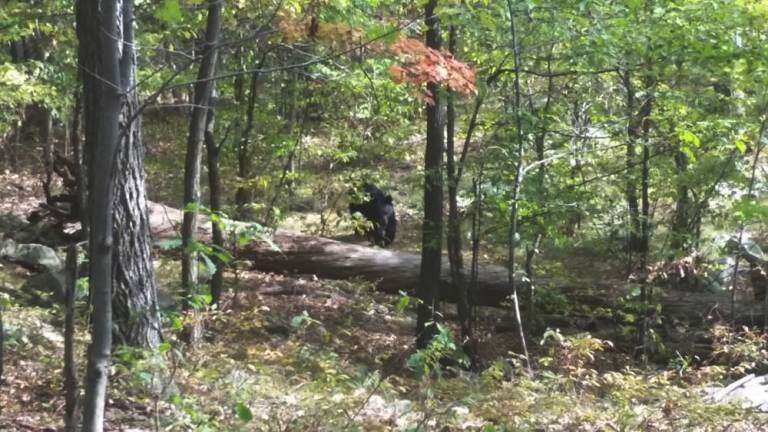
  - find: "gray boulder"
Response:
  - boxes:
[0,239,62,272]
[707,374,768,412]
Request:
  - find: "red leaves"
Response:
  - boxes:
[388,37,476,104]
[276,15,476,104]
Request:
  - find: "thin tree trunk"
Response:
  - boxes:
[470,170,484,323]
[181,0,222,344]
[10,107,22,170]
[64,244,79,432]
[235,68,261,210]
[636,76,654,361]
[0,291,4,386]
[112,0,161,349]
[265,113,304,226]
[205,105,225,305]
[730,115,768,327]
[505,0,531,373]
[622,70,642,259]
[78,0,123,428]
[524,55,554,306]
[416,0,444,349]
[6,40,26,170]
[42,109,54,203]
[670,148,690,254]
[445,25,475,365]
[70,89,87,238]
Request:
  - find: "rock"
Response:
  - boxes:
[359,394,412,425]
[37,322,64,345]
[0,238,15,256]
[0,239,62,273]
[707,374,768,411]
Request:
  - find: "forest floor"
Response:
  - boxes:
[1,170,767,430]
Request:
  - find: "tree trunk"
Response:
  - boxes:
[622,70,642,257]
[70,89,88,239]
[417,0,444,349]
[42,109,54,203]
[505,1,531,371]
[110,0,161,349]
[0,291,4,386]
[445,25,475,364]
[64,244,79,432]
[77,0,123,428]
[636,76,654,361]
[181,0,222,343]
[205,105,225,305]
[731,116,768,327]
[235,68,261,211]
[670,149,690,254]
[6,40,27,170]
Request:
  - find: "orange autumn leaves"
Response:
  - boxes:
[388,37,476,104]
[277,15,476,104]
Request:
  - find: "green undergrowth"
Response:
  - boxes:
[2,266,767,431]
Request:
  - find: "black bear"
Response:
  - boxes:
[349,183,397,247]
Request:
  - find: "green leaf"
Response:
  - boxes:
[395,293,410,313]
[680,145,696,163]
[155,0,183,24]
[0,292,11,308]
[200,252,217,276]
[137,371,153,383]
[235,402,253,421]
[734,139,747,154]
[291,311,310,329]
[156,237,182,251]
[158,341,171,354]
[170,315,183,331]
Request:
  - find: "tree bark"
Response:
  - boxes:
[622,70,642,257]
[417,0,444,349]
[77,0,123,428]
[64,244,79,432]
[111,0,161,349]
[42,109,54,203]
[636,75,654,361]
[670,149,690,253]
[505,2,531,371]
[235,68,262,211]
[181,0,222,343]
[70,89,88,239]
[0,291,4,386]
[730,115,768,327]
[205,104,225,305]
[445,25,475,364]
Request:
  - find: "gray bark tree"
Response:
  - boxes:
[111,0,161,349]
[444,25,476,365]
[76,0,122,428]
[416,0,444,349]
[77,0,160,427]
[205,102,225,305]
[181,0,223,343]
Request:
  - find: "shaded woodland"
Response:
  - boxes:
[1,0,768,430]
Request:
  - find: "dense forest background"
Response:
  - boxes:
[1,0,768,430]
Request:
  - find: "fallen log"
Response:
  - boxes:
[146,202,763,317]
[147,201,517,307]
[239,231,518,307]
